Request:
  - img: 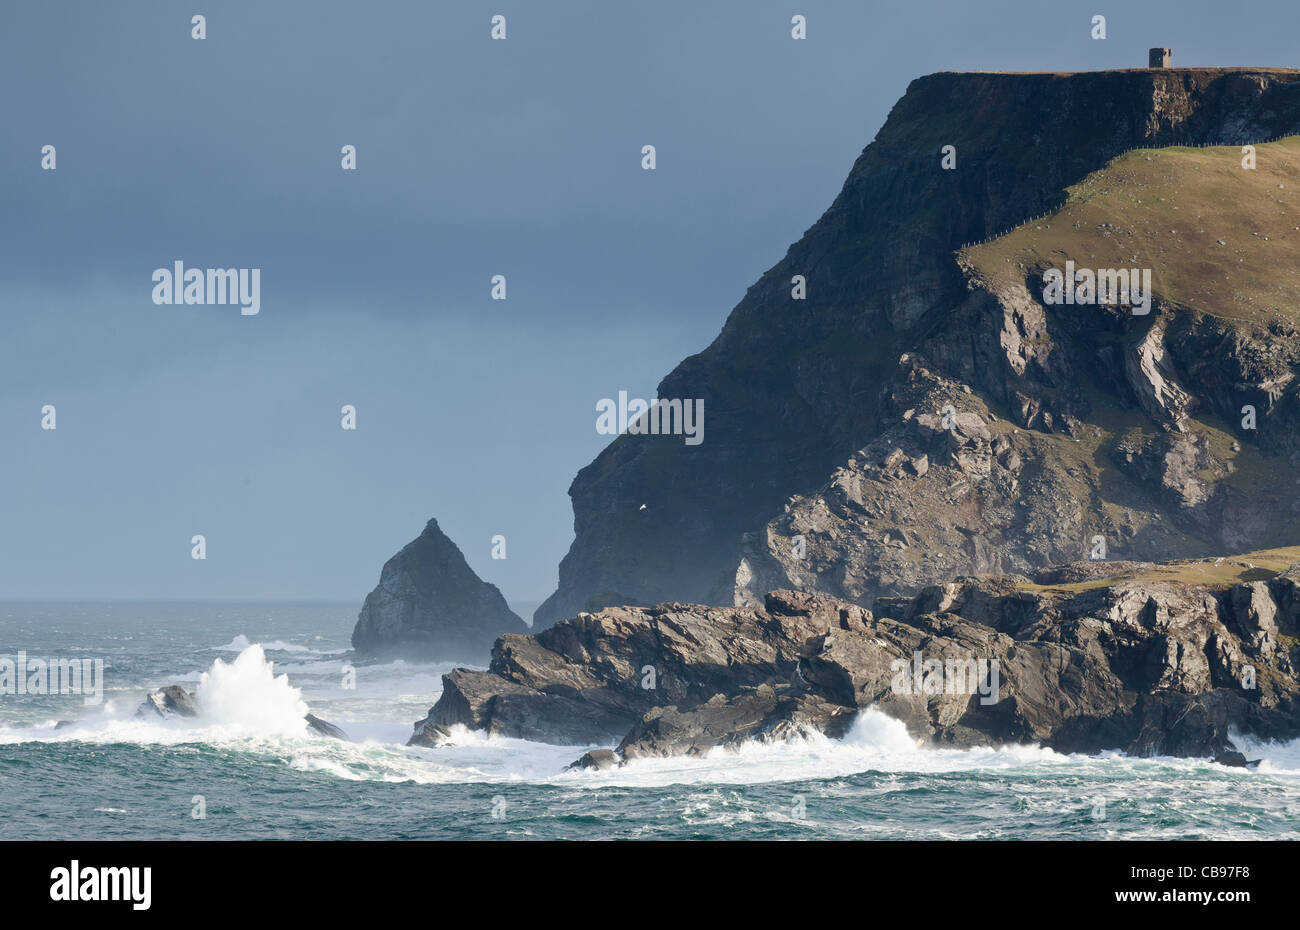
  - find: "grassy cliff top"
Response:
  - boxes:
[1016,545,1300,595]
[962,137,1300,326]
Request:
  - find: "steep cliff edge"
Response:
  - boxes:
[352,518,527,661]
[536,68,1300,627]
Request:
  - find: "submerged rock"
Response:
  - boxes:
[1212,751,1261,768]
[352,518,528,662]
[305,713,348,740]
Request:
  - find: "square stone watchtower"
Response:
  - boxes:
[1149,47,1172,68]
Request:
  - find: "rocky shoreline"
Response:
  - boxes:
[410,556,1300,768]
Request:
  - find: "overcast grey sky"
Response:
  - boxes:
[1,0,1295,605]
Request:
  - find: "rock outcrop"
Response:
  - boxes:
[352,518,527,661]
[305,713,348,740]
[135,684,198,718]
[535,68,1300,627]
[416,553,1300,766]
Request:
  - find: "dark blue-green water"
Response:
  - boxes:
[2,603,1298,840]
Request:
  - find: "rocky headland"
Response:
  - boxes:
[412,551,1300,767]
[536,68,1300,627]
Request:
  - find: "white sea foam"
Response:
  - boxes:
[7,638,1300,795]
[214,634,344,655]
[194,644,310,736]
[547,710,1072,789]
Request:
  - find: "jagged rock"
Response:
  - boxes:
[409,721,456,748]
[568,749,620,771]
[135,684,198,719]
[415,562,1300,765]
[1124,320,1194,426]
[1268,563,1300,634]
[352,518,528,661]
[1229,582,1279,656]
[305,713,348,740]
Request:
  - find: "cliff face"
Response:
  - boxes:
[352,519,527,661]
[536,68,1300,627]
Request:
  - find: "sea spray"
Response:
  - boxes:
[194,644,309,736]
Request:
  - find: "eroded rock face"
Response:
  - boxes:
[413,570,1300,767]
[535,68,1300,628]
[352,518,527,662]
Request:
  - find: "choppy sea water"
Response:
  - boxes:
[1,602,1298,841]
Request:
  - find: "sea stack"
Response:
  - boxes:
[352,518,527,661]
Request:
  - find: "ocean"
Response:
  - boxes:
[2,602,1298,841]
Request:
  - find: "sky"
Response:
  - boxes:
[2,0,1297,607]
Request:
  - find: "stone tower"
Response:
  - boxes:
[1149,48,1172,68]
